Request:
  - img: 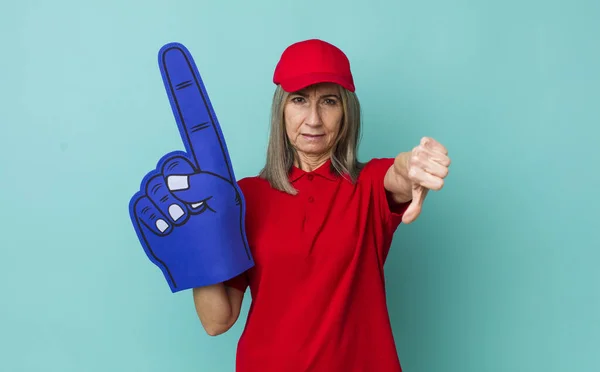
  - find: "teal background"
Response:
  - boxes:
[1,0,598,371]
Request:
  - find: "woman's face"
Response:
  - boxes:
[284,83,343,162]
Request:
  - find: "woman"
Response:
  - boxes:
[192,39,450,372]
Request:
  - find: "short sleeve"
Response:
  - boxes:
[364,158,411,234]
[224,271,249,293]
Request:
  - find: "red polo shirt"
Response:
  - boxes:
[225,157,409,372]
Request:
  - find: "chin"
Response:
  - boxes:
[299,147,331,158]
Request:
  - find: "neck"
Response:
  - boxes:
[295,153,331,172]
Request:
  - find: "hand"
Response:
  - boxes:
[129,43,254,292]
[402,137,450,224]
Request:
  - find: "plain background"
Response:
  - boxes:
[1,0,599,371]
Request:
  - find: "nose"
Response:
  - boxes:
[305,104,322,127]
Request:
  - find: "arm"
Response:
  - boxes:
[192,283,244,336]
[383,151,413,204]
[384,137,451,223]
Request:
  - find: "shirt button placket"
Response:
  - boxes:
[307,174,315,203]
[303,174,316,254]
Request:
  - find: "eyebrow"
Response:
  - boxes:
[292,92,341,99]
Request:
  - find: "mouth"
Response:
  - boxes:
[302,134,325,138]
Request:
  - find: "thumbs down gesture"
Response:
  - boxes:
[391,137,451,224]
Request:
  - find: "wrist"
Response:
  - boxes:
[385,152,412,203]
[393,152,411,181]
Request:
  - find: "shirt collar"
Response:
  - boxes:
[289,158,339,182]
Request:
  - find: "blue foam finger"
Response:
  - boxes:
[145,174,189,226]
[132,194,172,236]
[129,43,254,293]
[159,154,209,214]
[159,43,235,182]
[170,173,235,210]
[160,152,197,178]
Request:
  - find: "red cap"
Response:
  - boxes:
[273,39,355,92]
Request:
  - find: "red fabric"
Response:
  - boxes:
[272,39,355,93]
[225,157,409,372]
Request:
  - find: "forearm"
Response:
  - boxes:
[384,152,413,203]
[192,283,240,336]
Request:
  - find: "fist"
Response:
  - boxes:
[402,137,451,223]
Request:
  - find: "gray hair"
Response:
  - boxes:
[259,84,364,194]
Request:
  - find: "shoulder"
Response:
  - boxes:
[237,175,269,192]
[236,175,273,201]
[357,157,395,182]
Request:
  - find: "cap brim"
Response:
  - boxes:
[279,72,355,93]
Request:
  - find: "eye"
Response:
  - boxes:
[324,98,338,105]
[291,96,306,104]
